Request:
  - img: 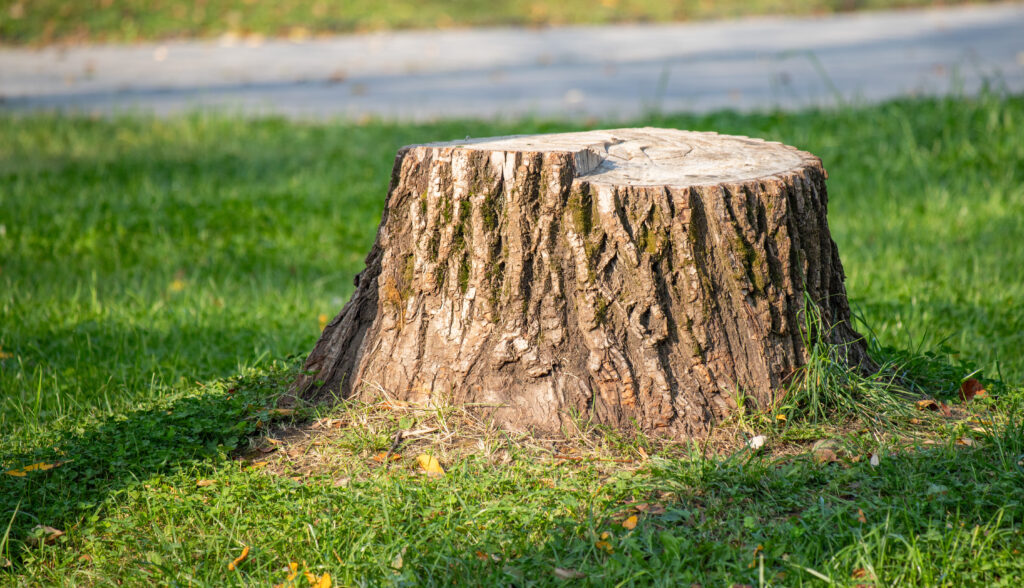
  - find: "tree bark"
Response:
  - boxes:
[291,128,868,438]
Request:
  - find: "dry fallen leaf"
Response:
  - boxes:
[267,408,295,418]
[622,515,638,530]
[776,414,787,423]
[196,479,216,487]
[391,546,406,570]
[813,448,838,464]
[939,402,953,418]
[4,461,64,477]
[748,435,766,450]
[416,454,445,476]
[553,567,586,579]
[314,573,332,588]
[372,452,401,463]
[869,453,880,467]
[959,378,986,402]
[26,525,63,547]
[916,399,939,411]
[595,540,613,553]
[851,568,869,579]
[633,503,667,515]
[228,545,250,570]
[249,461,269,469]
[748,544,764,568]
[856,509,867,524]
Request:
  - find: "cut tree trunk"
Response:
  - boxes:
[291,128,868,438]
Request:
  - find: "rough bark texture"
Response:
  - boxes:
[292,128,868,438]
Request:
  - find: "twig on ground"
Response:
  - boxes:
[383,430,403,470]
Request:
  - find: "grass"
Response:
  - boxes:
[0,0,999,46]
[2,92,1023,584]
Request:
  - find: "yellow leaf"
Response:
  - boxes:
[416,454,445,476]
[5,462,62,477]
[304,571,317,584]
[227,545,250,570]
[749,544,764,568]
[196,479,216,487]
[622,515,638,530]
[249,461,269,469]
[318,314,329,331]
[391,546,406,569]
[595,540,613,553]
[776,414,787,422]
[372,452,401,463]
[286,561,300,581]
[314,573,332,588]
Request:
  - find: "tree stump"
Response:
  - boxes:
[292,128,868,438]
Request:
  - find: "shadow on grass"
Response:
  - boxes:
[2,359,1022,584]
[0,363,294,563]
[374,420,1024,586]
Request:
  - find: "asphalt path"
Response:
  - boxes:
[2,3,1022,120]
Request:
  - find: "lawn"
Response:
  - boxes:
[1,94,1023,585]
[0,0,997,46]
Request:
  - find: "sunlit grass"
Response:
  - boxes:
[1,93,1023,584]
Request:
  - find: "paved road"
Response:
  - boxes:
[2,3,1022,120]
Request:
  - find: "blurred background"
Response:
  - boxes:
[2,0,1022,119]
[0,1,1003,44]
